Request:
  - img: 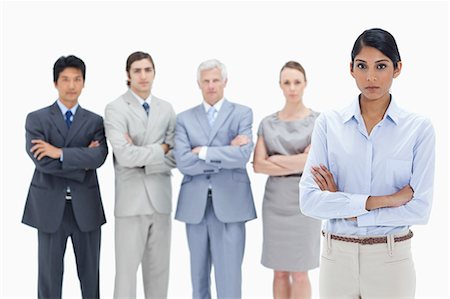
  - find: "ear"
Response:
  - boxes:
[393,61,402,78]
[350,62,355,78]
[223,78,228,87]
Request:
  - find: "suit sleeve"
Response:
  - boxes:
[25,112,86,182]
[61,116,108,170]
[205,108,254,169]
[104,102,165,168]
[145,105,177,174]
[174,114,220,176]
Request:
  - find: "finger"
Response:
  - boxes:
[312,169,327,187]
[31,139,44,144]
[313,176,325,191]
[30,144,42,153]
[33,148,45,158]
[37,151,48,160]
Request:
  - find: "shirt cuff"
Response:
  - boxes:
[357,210,377,227]
[198,146,208,160]
[60,149,64,162]
[341,193,370,218]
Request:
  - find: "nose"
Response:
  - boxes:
[289,83,296,91]
[68,80,76,89]
[366,69,377,81]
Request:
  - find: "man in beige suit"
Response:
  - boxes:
[104,51,176,298]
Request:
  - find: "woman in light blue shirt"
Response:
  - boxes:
[299,28,435,298]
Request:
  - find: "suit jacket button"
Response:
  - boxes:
[206,175,210,180]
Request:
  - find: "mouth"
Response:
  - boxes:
[365,86,379,91]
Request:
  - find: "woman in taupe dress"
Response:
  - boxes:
[253,61,321,298]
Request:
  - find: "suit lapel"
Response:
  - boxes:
[144,96,162,140]
[194,104,211,139]
[49,102,69,138]
[124,90,148,128]
[65,106,88,145]
[207,99,233,145]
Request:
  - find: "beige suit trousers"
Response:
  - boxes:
[114,213,171,299]
[320,230,415,299]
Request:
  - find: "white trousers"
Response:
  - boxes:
[320,230,415,299]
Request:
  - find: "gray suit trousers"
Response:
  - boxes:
[114,213,171,299]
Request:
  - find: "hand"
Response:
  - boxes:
[230,135,249,146]
[388,184,414,207]
[124,133,133,145]
[88,140,100,148]
[161,143,170,154]
[191,146,202,154]
[30,139,62,160]
[311,164,338,192]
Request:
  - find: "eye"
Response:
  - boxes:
[294,80,302,85]
[377,64,387,69]
[145,67,153,72]
[356,63,366,69]
[283,80,290,85]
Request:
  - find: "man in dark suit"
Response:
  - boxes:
[22,55,108,299]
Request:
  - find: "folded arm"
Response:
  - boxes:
[61,118,108,170]
[253,136,300,176]
[174,116,220,176]
[204,108,254,169]
[104,104,168,168]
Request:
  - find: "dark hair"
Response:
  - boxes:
[53,55,86,83]
[280,61,307,81]
[351,28,401,69]
[126,51,155,86]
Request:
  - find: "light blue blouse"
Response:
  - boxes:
[299,97,435,236]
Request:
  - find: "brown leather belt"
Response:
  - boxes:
[322,230,413,245]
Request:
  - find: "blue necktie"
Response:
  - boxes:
[65,110,73,128]
[143,102,150,116]
[207,107,216,126]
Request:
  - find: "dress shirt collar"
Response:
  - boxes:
[57,99,79,116]
[340,94,400,126]
[130,89,152,106]
[202,98,225,113]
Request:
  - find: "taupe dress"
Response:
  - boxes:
[258,111,321,272]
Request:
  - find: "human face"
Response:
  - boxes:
[279,67,307,103]
[198,67,227,106]
[54,67,84,109]
[128,58,155,99]
[350,46,401,102]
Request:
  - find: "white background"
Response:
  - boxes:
[1,1,448,298]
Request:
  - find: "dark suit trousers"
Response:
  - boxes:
[38,202,101,299]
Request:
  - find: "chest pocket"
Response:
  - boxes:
[385,159,412,188]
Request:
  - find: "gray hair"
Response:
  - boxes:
[197,59,227,82]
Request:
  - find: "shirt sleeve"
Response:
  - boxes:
[299,113,370,220]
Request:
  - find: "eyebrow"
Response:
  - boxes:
[355,59,390,63]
